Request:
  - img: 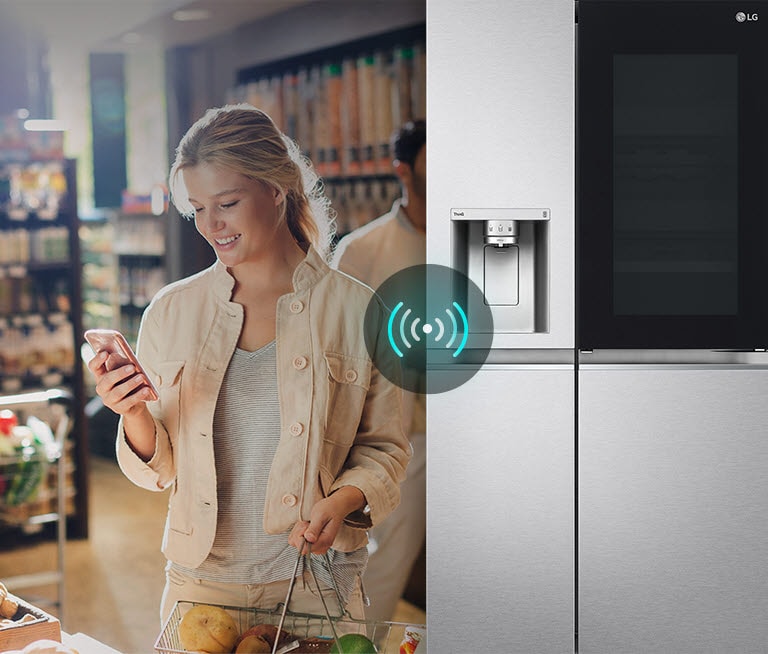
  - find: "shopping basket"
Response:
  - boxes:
[155,539,425,654]
[156,601,424,654]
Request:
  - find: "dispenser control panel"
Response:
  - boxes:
[450,208,550,335]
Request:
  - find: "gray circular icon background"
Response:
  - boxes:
[364,264,494,394]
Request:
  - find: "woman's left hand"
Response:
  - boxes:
[288,486,366,555]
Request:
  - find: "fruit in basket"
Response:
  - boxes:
[234,635,271,653]
[234,624,291,651]
[177,604,239,653]
[329,633,377,653]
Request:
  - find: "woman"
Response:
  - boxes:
[87,104,410,623]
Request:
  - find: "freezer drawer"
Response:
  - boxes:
[579,366,768,654]
[428,365,575,653]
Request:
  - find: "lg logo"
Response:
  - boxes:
[736,11,759,21]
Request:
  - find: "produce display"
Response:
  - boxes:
[0,409,57,507]
[0,581,20,620]
[175,604,380,654]
[0,581,65,653]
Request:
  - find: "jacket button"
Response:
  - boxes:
[289,422,304,436]
[344,369,358,383]
[293,356,308,370]
[290,300,304,313]
[282,494,297,507]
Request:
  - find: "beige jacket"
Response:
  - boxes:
[116,247,410,569]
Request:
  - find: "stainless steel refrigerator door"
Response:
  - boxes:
[427,0,575,349]
[579,365,768,654]
[428,364,574,653]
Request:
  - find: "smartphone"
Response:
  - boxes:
[83,329,159,401]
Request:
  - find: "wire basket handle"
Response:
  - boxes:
[272,538,349,654]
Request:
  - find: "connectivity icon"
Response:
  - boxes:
[364,263,493,394]
[387,300,469,358]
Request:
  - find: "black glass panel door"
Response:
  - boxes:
[613,54,738,316]
[578,0,768,349]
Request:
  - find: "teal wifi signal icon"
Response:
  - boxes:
[387,300,469,358]
[364,264,493,394]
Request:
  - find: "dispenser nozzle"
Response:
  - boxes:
[483,219,518,247]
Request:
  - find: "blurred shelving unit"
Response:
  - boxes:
[80,200,168,349]
[0,148,89,539]
[226,24,426,238]
[114,210,167,346]
[80,210,119,334]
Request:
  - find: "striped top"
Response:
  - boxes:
[171,341,367,604]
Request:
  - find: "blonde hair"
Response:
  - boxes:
[169,103,335,260]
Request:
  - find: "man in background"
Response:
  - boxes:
[331,119,426,623]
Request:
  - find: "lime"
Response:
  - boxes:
[329,633,378,653]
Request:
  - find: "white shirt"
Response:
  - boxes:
[332,199,426,291]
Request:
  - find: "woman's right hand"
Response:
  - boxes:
[89,350,159,463]
[88,350,155,417]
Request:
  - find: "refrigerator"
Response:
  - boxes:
[427,1,768,652]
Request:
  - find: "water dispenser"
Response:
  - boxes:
[451,208,550,334]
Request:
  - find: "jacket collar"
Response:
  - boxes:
[291,244,329,291]
[209,245,329,301]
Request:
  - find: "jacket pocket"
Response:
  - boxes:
[155,360,189,536]
[323,352,371,447]
[168,479,193,536]
[155,360,184,438]
[155,360,185,389]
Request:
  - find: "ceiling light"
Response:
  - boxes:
[172,8,211,21]
[24,119,67,132]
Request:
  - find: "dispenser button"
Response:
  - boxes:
[483,219,518,246]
